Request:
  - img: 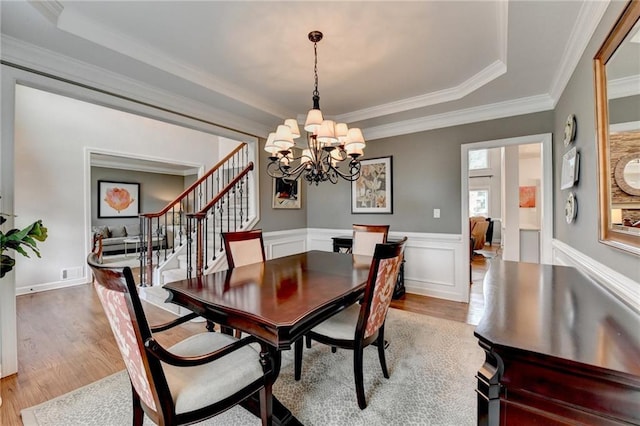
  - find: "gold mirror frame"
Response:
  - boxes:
[594,0,640,256]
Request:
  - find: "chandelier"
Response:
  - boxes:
[265,31,366,185]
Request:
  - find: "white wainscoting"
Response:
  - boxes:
[552,239,640,313]
[263,228,308,260]
[306,228,469,303]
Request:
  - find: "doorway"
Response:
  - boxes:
[460,133,553,302]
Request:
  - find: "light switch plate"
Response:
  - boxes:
[433,209,441,218]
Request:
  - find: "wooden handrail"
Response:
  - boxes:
[188,162,254,220]
[141,143,247,219]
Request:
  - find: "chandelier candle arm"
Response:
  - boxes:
[266,30,366,185]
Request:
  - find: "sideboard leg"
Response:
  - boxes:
[476,341,503,426]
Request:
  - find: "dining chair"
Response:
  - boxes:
[352,224,390,256]
[87,253,273,426]
[294,237,407,409]
[304,224,390,350]
[222,229,266,269]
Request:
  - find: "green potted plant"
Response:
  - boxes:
[0,212,48,278]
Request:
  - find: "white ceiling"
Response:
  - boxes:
[0,1,612,139]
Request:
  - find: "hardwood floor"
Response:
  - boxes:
[0,246,498,426]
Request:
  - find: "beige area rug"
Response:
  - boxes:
[21,309,483,426]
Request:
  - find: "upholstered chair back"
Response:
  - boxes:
[88,254,165,416]
[352,224,390,256]
[222,229,266,269]
[359,238,406,339]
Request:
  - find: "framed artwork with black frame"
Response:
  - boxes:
[98,180,140,218]
[351,156,393,214]
[272,177,301,209]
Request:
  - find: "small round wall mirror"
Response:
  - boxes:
[614,154,640,196]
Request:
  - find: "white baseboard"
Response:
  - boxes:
[15,278,88,296]
[552,239,640,313]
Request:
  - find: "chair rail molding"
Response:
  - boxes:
[552,239,640,313]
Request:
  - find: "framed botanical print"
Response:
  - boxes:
[98,180,140,218]
[351,156,393,214]
[272,177,301,209]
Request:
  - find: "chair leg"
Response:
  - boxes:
[331,346,337,353]
[294,339,303,381]
[259,383,273,426]
[354,345,367,409]
[131,385,144,426]
[305,334,311,348]
[377,327,390,378]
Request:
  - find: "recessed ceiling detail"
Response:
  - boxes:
[1,1,612,139]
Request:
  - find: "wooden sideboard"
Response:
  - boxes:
[331,236,406,299]
[475,260,640,425]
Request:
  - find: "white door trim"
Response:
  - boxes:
[461,133,553,301]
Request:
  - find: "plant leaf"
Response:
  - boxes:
[0,254,16,278]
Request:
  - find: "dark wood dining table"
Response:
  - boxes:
[163,250,372,425]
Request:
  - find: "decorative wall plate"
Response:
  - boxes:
[563,114,576,147]
[565,192,577,224]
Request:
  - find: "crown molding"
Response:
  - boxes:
[548,0,610,105]
[608,75,640,99]
[27,0,63,25]
[337,60,507,124]
[363,94,554,140]
[1,36,271,138]
[53,7,294,120]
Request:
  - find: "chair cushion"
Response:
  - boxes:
[311,303,361,341]
[162,332,264,415]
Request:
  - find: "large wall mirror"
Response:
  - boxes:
[594,0,640,256]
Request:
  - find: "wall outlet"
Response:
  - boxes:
[61,267,83,280]
[433,208,441,218]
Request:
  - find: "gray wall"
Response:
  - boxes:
[610,95,640,124]
[553,1,639,281]
[256,148,308,232]
[91,166,191,227]
[304,112,552,233]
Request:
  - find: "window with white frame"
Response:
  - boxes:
[469,189,490,217]
[469,149,489,170]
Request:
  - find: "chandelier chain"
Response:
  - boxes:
[313,41,319,98]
